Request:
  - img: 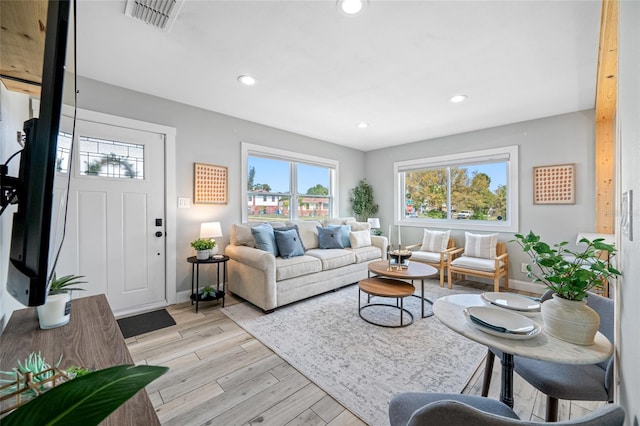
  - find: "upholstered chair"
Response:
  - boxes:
[406,229,458,288]
[389,393,624,426]
[482,292,614,422]
[448,232,509,292]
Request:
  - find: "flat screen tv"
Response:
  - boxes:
[2,0,71,306]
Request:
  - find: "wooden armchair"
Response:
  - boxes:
[448,238,509,292]
[406,237,458,288]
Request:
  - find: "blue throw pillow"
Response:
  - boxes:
[317,226,344,249]
[274,228,305,259]
[251,223,278,256]
[279,225,306,251]
[339,225,351,248]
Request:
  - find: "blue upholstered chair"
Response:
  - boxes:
[482,292,615,422]
[389,393,625,426]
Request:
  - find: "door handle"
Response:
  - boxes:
[155,231,164,238]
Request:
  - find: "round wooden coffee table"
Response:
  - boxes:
[358,277,416,327]
[368,260,438,318]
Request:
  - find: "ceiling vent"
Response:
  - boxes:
[124,0,185,31]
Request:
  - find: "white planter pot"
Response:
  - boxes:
[196,249,210,260]
[541,294,600,345]
[37,293,72,329]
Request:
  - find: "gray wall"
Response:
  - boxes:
[618,0,640,423]
[364,110,596,289]
[74,76,366,295]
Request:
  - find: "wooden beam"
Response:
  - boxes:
[594,0,618,234]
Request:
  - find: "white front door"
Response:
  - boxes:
[57,117,166,314]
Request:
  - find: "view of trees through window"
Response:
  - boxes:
[247,156,332,222]
[403,162,508,221]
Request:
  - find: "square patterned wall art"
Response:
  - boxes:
[533,163,576,205]
[194,163,228,204]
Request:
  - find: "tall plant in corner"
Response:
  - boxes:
[349,179,378,222]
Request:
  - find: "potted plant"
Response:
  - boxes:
[349,179,379,222]
[191,238,216,260]
[197,286,217,300]
[513,231,621,345]
[37,274,86,330]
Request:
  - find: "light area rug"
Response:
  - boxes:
[222,281,488,426]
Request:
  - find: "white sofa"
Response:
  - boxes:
[225,218,388,312]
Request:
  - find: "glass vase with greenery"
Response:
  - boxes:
[513,231,621,301]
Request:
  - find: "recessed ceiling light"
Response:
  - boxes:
[337,0,366,16]
[357,122,369,129]
[238,75,256,86]
[449,94,468,103]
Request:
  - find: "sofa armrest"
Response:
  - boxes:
[225,244,276,271]
[371,235,388,259]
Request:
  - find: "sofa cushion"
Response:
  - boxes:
[275,255,323,281]
[349,230,371,249]
[464,232,498,259]
[305,249,356,271]
[231,224,256,247]
[349,245,382,263]
[323,217,355,226]
[421,229,450,252]
[274,228,305,259]
[287,220,322,249]
[412,251,447,263]
[251,223,278,256]
[317,226,344,249]
[451,256,504,272]
[346,221,371,232]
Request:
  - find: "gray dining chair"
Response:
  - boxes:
[389,393,625,426]
[481,291,614,422]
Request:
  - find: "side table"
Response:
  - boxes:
[187,255,228,313]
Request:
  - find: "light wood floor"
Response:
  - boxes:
[126,284,604,425]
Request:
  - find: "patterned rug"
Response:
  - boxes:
[222,280,488,426]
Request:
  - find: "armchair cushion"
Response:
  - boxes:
[421,229,450,252]
[464,232,498,259]
[451,256,504,272]
[412,251,447,263]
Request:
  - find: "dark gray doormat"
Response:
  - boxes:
[117,309,176,338]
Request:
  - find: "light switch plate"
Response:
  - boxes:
[178,197,191,208]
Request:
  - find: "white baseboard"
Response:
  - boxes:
[113,301,168,319]
[176,290,192,304]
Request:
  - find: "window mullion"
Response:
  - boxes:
[291,161,297,221]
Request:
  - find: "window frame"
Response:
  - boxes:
[394,146,519,232]
[241,143,339,222]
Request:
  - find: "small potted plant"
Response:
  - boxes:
[191,238,216,260]
[37,274,86,330]
[197,286,217,301]
[513,231,621,344]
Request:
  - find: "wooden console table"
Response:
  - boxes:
[0,294,159,425]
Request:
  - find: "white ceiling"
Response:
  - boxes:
[75,0,601,151]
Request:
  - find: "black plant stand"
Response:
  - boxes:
[187,255,228,313]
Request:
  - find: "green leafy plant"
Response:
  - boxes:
[1,365,168,426]
[513,231,621,301]
[349,179,378,222]
[1,352,62,397]
[199,286,217,298]
[190,238,216,251]
[48,274,87,295]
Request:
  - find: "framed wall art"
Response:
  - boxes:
[533,163,576,205]
[194,163,228,204]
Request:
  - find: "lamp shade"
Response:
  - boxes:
[200,222,223,239]
[367,218,381,228]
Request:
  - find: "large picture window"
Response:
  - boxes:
[395,146,518,232]
[242,143,338,223]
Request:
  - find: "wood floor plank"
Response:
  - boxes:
[311,395,345,424]
[217,353,284,391]
[325,410,366,426]
[208,370,311,426]
[284,408,326,426]
[155,381,225,423]
[248,382,327,426]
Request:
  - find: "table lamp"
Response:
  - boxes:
[200,222,223,255]
[367,218,381,235]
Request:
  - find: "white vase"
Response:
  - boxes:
[541,294,600,345]
[37,293,72,329]
[196,249,210,260]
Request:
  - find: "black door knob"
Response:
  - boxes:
[155,231,163,237]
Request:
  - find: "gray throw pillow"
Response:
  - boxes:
[317,226,345,249]
[274,228,305,259]
[251,223,278,256]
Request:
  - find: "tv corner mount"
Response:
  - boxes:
[0,150,23,216]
